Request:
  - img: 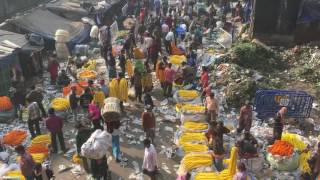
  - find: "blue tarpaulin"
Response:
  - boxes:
[0,51,19,70]
[297,0,320,23]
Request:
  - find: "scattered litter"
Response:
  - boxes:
[164,126,174,132]
[160,99,168,106]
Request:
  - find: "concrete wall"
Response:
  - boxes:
[252,0,301,35]
[0,0,46,22]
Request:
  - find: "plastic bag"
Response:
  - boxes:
[180,112,206,123]
[0,109,15,123]
[81,129,112,159]
[267,152,299,171]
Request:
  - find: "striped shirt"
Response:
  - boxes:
[28,102,41,121]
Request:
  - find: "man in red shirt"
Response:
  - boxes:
[45,108,67,153]
[164,63,176,98]
[166,15,173,30]
[200,66,209,90]
[140,8,146,24]
[142,106,156,144]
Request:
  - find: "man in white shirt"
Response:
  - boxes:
[164,30,174,54]
[142,139,158,180]
[144,34,153,62]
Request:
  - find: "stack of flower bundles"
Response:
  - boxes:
[179,153,212,173]
[31,134,51,146]
[180,104,205,114]
[178,132,207,146]
[267,140,299,171]
[182,121,209,132]
[175,90,200,103]
[281,133,311,173]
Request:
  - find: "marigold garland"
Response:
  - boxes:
[3,130,27,146]
[268,140,293,157]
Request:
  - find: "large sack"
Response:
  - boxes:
[101,97,121,122]
[0,109,15,123]
[267,152,299,171]
[81,129,112,159]
[55,29,70,43]
[90,25,99,39]
[55,42,70,60]
[134,48,145,59]
[180,112,206,123]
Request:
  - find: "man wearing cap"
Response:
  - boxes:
[142,106,156,144]
[237,101,253,133]
[26,86,46,118]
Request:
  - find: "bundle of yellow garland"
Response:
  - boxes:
[126,60,134,77]
[78,70,97,79]
[93,90,106,108]
[281,133,306,151]
[182,143,208,154]
[5,171,26,180]
[179,132,207,146]
[3,130,27,146]
[119,78,129,102]
[109,79,120,98]
[299,151,312,173]
[195,172,220,180]
[178,90,199,99]
[183,122,208,132]
[51,98,70,111]
[31,134,51,145]
[180,153,212,172]
[281,133,311,173]
[221,147,239,179]
[180,104,205,114]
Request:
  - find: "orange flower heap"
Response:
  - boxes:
[3,130,27,146]
[268,140,294,157]
[27,144,49,156]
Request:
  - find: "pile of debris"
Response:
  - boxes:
[281,45,320,84]
[212,41,290,108]
[229,41,285,73]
